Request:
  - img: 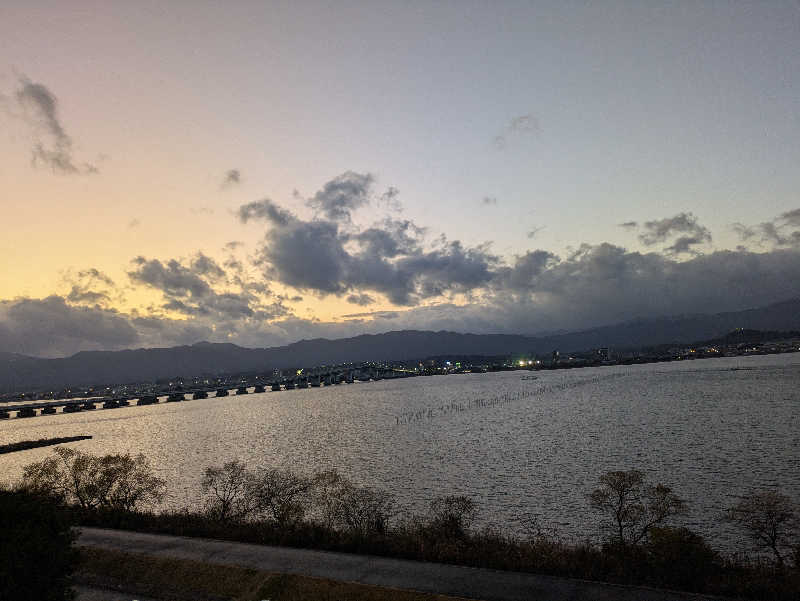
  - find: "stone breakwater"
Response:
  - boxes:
[395,372,627,426]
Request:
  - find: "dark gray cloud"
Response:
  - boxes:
[733,208,800,249]
[781,208,800,227]
[238,198,293,225]
[128,252,288,324]
[4,243,800,357]
[14,77,97,175]
[244,189,497,305]
[638,212,712,254]
[129,256,214,299]
[0,296,138,357]
[346,293,375,306]
[221,169,241,188]
[494,113,538,149]
[306,171,374,222]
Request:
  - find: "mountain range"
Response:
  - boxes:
[2,298,799,392]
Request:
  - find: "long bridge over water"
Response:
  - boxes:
[0,367,417,420]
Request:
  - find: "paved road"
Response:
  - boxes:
[75,585,160,601]
[78,527,722,601]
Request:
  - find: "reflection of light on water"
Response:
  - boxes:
[1,353,798,553]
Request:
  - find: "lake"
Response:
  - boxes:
[2,353,798,552]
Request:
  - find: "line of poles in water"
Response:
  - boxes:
[394,372,627,426]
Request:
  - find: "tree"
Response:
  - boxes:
[427,495,477,539]
[315,471,395,536]
[589,469,686,546]
[200,460,254,522]
[726,490,799,567]
[0,487,76,601]
[249,468,314,525]
[22,447,165,511]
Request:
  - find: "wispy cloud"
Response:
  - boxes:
[221,169,241,188]
[13,76,98,175]
[494,113,539,149]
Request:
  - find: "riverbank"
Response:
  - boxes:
[77,528,718,601]
[73,506,798,601]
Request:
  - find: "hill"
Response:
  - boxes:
[1,298,799,391]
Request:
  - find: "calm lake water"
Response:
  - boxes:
[2,353,798,552]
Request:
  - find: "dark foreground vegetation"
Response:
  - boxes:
[0,435,91,455]
[4,448,799,600]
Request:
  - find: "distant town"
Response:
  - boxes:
[1,329,797,419]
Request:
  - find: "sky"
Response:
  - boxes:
[1,1,799,357]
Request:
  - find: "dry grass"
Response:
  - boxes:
[76,546,476,601]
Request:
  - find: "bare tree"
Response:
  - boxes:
[315,471,395,536]
[249,468,314,525]
[200,460,253,522]
[589,469,686,546]
[726,490,799,567]
[22,447,165,511]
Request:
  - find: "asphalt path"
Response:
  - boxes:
[78,527,723,601]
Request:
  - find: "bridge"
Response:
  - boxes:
[0,367,416,420]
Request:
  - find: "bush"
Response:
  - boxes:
[22,447,165,512]
[646,526,719,591]
[426,495,477,540]
[0,488,76,601]
[318,472,396,536]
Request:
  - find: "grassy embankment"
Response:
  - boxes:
[77,547,473,601]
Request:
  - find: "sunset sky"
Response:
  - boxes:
[1,1,799,357]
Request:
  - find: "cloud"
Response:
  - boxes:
[0,296,138,357]
[527,226,544,239]
[221,169,241,188]
[243,185,497,305]
[306,171,374,222]
[494,113,539,149]
[61,268,117,307]
[346,293,375,306]
[638,212,712,254]
[733,208,800,249]
[619,221,638,229]
[238,198,294,225]
[14,77,97,175]
[378,186,403,212]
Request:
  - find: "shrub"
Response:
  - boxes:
[322,475,396,536]
[0,488,76,601]
[426,495,477,540]
[647,526,719,591]
[22,447,165,511]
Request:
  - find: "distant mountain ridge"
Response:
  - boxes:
[1,298,799,391]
